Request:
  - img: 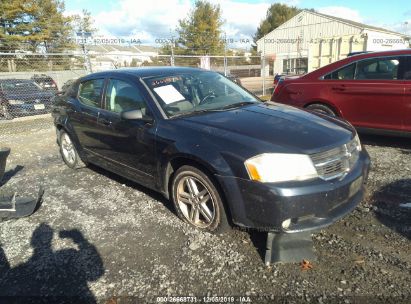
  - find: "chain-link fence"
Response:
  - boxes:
[0,52,273,136]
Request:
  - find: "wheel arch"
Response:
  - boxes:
[304,100,341,117]
[55,123,87,162]
[163,155,233,224]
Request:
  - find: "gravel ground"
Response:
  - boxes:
[0,117,410,304]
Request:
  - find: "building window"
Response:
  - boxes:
[283,58,308,74]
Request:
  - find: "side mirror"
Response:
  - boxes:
[121,109,143,120]
[120,109,153,123]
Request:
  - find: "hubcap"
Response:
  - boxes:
[176,176,216,228]
[61,133,76,165]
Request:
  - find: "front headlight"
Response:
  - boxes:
[354,133,362,151]
[244,153,318,183]
[8,99,25,105]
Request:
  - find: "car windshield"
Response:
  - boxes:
[143,71,260,117]
[0,81,42,93]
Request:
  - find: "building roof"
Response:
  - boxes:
[302,10,408,37]
[134,45,158,53]
[82,44,158,54]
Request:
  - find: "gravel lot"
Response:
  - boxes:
[0,116,410,303]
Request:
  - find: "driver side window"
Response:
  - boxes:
[105,79,149,116]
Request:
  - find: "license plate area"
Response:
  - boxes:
[34,104,45,110]
[349,176,363,198]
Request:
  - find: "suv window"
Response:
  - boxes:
[78,79,104,107]
[324,63,355,80]
[402,56,411,80]
[355,57,400,80]
[105,79,149,115]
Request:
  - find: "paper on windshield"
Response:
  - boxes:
[153,85,185,104]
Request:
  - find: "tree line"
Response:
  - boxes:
[0,0,302,55]
[0,0,94,52]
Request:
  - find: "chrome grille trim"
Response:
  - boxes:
[310,138,360,181]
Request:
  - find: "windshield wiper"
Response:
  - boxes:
[218,101,255,110]
[170,108,221,118]
[169,101,255,119]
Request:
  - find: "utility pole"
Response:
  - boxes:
[170,31,175,66]
[224,32,228,76]
[81,29,92,73]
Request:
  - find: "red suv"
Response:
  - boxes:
[271,50,411,135]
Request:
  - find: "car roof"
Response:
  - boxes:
[81,66,210,80]
[304,49,411,79]
[0,79,35,83]
[346,49,411,59]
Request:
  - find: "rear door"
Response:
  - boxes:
[96,77,157,187]
[70,78,105,157]
[323,56,406,131]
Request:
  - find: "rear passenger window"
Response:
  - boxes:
[78,79,104,108]
[355,57,400,80]
[324,63,355,80]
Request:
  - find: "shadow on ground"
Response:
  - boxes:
[86,163,176,216]
[0,223,104,303]
[372,179,411,240]
[87,163,275,263]
[359,133,411,150]
[0,165,24,186]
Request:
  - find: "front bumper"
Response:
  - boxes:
[216,150,371,233]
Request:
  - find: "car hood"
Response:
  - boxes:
[180,102,354,154]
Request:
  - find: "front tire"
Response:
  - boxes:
[59,130,84,169]
[306,103,337,117]
[171,165,229,233]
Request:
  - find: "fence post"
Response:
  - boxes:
[262,43,266,96]
[223,32,228,76]
[170,41,175,66]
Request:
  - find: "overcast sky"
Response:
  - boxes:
[64,0,411,48]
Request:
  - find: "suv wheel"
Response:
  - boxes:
[171,165,229,233]
[59,130,85,169]
[306,103,337,117]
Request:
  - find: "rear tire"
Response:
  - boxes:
[59,130,86,169]
[306,103,337,117]
[171,165,230,234]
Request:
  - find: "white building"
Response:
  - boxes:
[257,10,410,75]
[72,44,159,71]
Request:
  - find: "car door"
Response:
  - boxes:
[70,78,105,158]
[95,77,157,187]
[323,56,406,131]
[402,55,411,132]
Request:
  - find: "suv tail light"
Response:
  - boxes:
[273,78,284,95]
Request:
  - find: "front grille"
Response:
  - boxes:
[310,138,360,181]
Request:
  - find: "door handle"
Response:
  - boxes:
[99,117,112,126]
[331,85,346,91]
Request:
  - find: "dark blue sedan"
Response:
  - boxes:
[52,67,370,233]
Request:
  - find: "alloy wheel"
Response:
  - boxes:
[176,176,216,228]
[61,133,76,166]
